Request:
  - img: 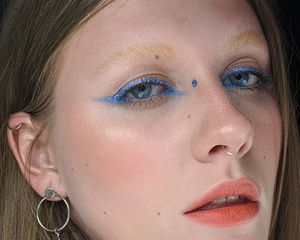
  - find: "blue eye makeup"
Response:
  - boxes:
[95,66,271,110]
[95,76,183,109]
[220,66,271,92]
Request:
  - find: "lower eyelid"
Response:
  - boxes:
[125,94,171,110]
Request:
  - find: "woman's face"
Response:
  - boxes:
[51,0,281,239]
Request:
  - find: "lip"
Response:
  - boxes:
[183,178,260,227]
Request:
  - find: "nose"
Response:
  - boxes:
[191,89,254,163]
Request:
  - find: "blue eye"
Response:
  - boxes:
[131,84,153,99]
[220,66,271,91]
[96,76,183,108]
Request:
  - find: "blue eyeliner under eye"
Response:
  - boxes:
[96,77,183,104]
[220,66,269,90]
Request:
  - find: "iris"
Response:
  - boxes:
[131,84,152,99]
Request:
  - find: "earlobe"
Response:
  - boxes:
[7,112,67,199]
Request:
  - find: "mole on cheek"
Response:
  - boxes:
[85,163,90,167]
[155,55,159,60]
[156,212,161,216]
[187,115,191,119]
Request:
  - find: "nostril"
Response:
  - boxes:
[209,145,223,155]
[208,144,246,157]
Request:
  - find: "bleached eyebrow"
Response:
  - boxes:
[91,44,176,78]
[91,30,266,80]
[220,30,267,55]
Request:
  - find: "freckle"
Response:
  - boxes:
[264,156,266,159]
[71,168,74,172]
[157,212,161,216]
[85,163,90,167]
[155,55,159,60]
[104,211,107,215]
[187,115,191,119]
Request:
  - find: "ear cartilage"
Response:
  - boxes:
[7,123,23,131]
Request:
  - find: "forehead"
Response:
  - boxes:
[59,0,265,81]
[73,0,261,44]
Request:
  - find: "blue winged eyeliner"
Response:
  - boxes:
[95,77,183,104]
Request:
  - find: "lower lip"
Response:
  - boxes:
[184,202,259,227]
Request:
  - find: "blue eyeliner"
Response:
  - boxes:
[95,77,183,104]
[220,66,267,89]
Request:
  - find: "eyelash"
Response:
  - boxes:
[96,66,272,110]
[220,66,272,93]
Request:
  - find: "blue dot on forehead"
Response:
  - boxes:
[192,79,198,88]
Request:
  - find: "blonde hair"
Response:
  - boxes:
[0,0,299,239]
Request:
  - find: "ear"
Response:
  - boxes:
[7,112,67,200]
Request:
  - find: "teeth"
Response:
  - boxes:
[212,197,226,205]
[212,196,240,205]
[227,195,240,203]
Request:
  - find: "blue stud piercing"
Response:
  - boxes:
[192,79,198,88]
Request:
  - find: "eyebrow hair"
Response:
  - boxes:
[91,30,266,79]
[91,44,176,78]
[221,29,267,55]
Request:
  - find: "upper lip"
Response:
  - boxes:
[183,178,260,214]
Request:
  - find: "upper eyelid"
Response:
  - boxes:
[114,77,175,97]
[221,66,265,79]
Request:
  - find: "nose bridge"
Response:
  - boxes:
[191,87,254,162]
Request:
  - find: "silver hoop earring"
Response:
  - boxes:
[36,188,70,240]
[222,145,240,156]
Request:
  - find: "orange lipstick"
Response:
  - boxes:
[183,178,260,227]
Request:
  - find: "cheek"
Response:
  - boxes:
[253,99,281,172]
[52,105,189,239]
[53,106,178,210]
[62,124,151,190]
[241,95,282,200]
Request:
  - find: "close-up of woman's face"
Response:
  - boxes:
[46,0,282,239]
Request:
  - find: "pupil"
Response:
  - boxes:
[138,84,146,92]
[132,84,152,99]
[234,73,242,81]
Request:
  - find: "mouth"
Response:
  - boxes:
[183,178,260,227]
